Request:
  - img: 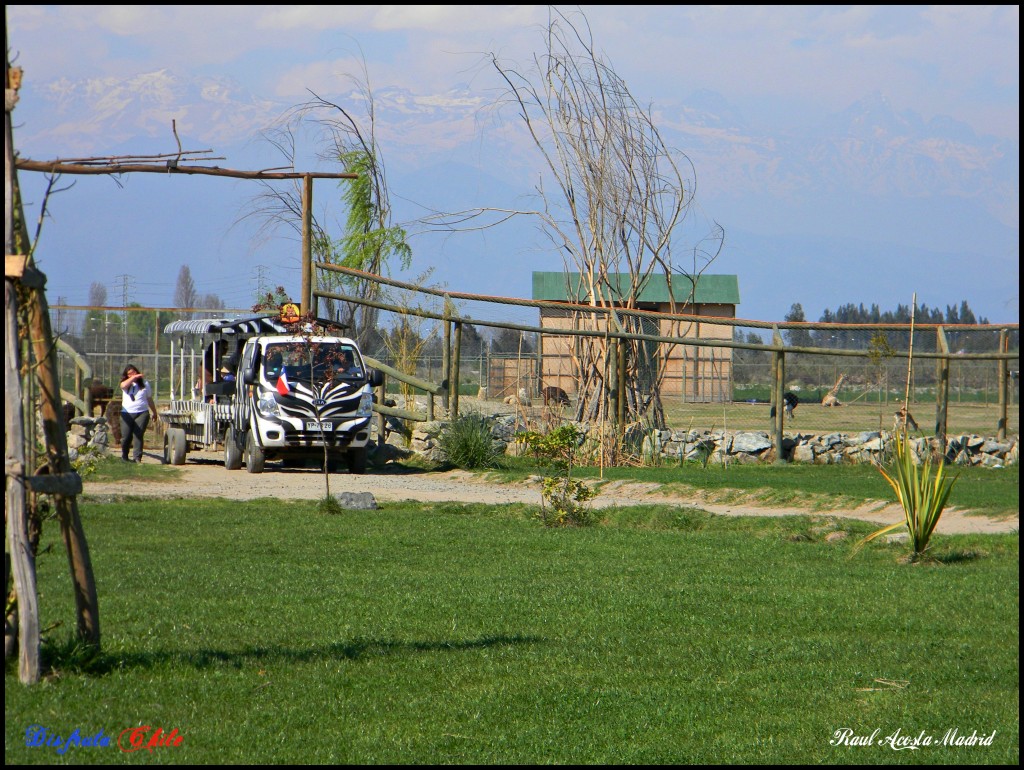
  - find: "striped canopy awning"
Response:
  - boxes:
[162,316,288,336]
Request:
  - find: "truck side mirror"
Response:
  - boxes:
[367,368,385,388]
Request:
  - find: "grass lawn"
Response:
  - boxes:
[5,496,1018,764]
[491,458,1020,518]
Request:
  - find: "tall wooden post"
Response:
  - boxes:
[6,43,100,652]
[997,329,1009,440]
[300,174,313,315]
[26,290,102,647]
[5,280,40,683]
[617,338,627,432]
[452,320,462,419]
[442,313,451,412]
[377,373,387,449]
[771,326,786,463]
[609,340,620,429]
[934,326,950,451]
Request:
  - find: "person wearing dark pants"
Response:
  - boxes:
[119,364,158,463]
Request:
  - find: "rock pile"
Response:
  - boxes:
[647,428,1018,467]
[65,416,111,461]
[410,412,1017,469]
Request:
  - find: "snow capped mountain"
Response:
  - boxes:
[21,69,285,156]
[18,70,1013,217]
[11,70,1018,321]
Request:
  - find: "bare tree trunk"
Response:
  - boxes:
[26,287,102,647]
[485,9,711,428]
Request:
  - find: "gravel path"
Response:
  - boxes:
[84,450,1019,536]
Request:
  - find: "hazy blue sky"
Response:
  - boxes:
[7,5,1019,323]
[10,5,1018,136]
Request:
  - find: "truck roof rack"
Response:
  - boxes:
[162,315,349,336]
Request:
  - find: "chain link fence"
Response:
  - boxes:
[53,302,1019,439]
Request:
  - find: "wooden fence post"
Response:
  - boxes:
[26,289,101,648]
[452,320,462,419]
[998,329,1009,440]
[935,326,950,451]
[5,280,40,683]
[617,337,627,432]
[609,340,619,429]
[442,316,451,412]
[377,373,387,449]
[772,326,786,463]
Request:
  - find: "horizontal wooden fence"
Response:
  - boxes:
[51,279,1019,462]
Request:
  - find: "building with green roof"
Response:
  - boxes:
[531,272,740,307]
[531,271,740,403]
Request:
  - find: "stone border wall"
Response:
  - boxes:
[409,415,1018,468]
[645,428,1017,468]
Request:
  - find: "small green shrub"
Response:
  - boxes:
[70,445,106,480]
[317,495,345,515]
[438,413,502,469]
[538,475,597,527]
[516,424,597,527]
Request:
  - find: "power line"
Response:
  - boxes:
[114,274,135,306]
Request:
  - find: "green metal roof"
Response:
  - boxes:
[532,272,740,305]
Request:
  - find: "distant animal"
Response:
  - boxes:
[542,385,570,407]
[822,373,845,407]
[88,380,114,416]
[503,387,533,407]
[893,404,919,433]
[770,392,799,420]
[105,399,122,444]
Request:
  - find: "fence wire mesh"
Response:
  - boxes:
[53,300,1019,439]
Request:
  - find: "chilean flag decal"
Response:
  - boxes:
[276,369,291,396]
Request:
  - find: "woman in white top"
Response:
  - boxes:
[119,364,158,463]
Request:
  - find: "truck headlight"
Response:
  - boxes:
[357,392,373,417]
[257,393,281,417]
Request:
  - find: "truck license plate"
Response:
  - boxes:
[305,421,333,431]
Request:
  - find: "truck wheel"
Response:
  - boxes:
[164,428,187,466]
[347,446,368,475]
[224,426,243,470]
[245,430,265,474]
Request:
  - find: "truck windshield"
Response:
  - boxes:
[263,342,364,385]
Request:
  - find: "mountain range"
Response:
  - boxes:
[13,70,1019,322]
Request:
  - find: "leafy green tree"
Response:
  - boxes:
[174,265,198,318]
[784,303,814,348]
[245,60,413,348]
[492,328,536,355]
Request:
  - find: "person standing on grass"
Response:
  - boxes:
[119,364,158,463]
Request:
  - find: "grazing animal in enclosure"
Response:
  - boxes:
[770,392,799,421]
[503,387,532,407]
[542,385,570,407]
[893,404,919,433]
[88,379,114,416]
[821,373,845,407]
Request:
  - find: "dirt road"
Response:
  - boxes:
[84,450,1019,536]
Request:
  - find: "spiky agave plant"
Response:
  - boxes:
[856,434,959,561]
[855,293,959,562]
